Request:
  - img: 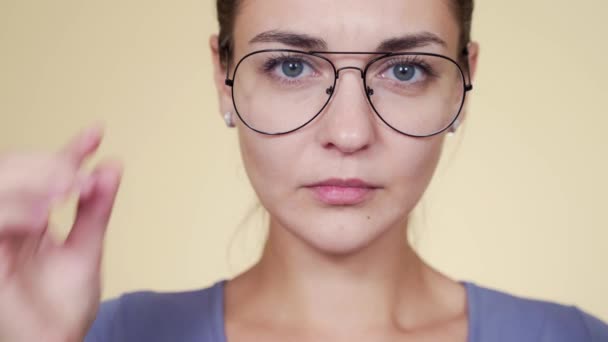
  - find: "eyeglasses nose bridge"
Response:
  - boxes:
[330,66,373,97]
[335,66,365,79]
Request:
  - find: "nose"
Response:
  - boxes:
[315,67,376,155]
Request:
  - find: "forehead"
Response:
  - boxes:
[234,0,460,53]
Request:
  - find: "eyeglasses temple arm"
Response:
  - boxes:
[462,46,473,92]
[224,48,234,87]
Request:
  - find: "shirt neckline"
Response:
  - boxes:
[213,279,479,342]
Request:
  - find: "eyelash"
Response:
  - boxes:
[379,56,437,80]
[259,53,438,83]
[261,54,317,80]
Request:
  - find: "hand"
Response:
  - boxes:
[0,125,122,341]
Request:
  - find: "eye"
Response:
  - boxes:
[260,54,322,82]
[392,64,417,81]
[387,63,424,82]
[281,60,305,78]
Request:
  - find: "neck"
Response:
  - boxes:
[228,217,455,333]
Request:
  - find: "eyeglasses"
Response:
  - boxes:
[225,49,473,137]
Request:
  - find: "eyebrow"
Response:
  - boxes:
[377,32,447,52]
[249,30,328,50]
[248,30,447,52]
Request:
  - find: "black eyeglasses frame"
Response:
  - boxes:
[224,48,473,137]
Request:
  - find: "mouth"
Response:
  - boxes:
[304,178,381,206]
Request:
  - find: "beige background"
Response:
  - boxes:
[1,0,607,321]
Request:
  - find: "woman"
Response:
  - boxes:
[0,0,606,341]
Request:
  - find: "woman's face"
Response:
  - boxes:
[212,0,477,254]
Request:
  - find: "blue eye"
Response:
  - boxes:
[282,60,305,78]
[260,54,321,83]
[392,64,416,81]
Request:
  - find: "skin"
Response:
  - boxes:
[0,125,123,341]
[210,0,479,341]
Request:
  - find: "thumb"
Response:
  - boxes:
[65,160,123,263]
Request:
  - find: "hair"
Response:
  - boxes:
[216,0,474,67]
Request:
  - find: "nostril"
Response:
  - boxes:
[366,87,374,96]
[326,86,334,96]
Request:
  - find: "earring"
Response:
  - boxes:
[223,111,235,128]
[447,118,460,136]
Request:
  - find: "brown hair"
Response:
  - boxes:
[217,0,474,66]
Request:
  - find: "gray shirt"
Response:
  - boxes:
[85,280,608,341]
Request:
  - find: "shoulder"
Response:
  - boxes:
[466,282,608,342]
[85,280,227,342]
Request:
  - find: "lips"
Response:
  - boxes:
[305,178,380,205]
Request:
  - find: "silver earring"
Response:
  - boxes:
[223,111,235,128]
[448,118,460,136]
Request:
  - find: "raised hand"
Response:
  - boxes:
[0,125,122,342]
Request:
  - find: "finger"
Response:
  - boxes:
[0,154,63,197]
[77,172,96,200]
[0,235,36,281]
[58,123,104,167]
[14,233,42,271]
[0,237,17,273]
[0,239,17,281]
[0,153,86,204]
[47,169,89,203]
[0,200,49,238]
[65,159,123,263]
[0,158,90,239]
[35,227,58,254]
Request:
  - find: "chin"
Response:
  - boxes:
[286,216,391,257]
[265,191,411,257]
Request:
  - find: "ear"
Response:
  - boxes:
[209,34,234,121]
[466,41,480,83]
[458,41,479,124]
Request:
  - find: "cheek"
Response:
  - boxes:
[385,136,445,207]
[238,130,302,204]
[398,138,444,181]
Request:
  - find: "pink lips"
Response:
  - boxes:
[306,178,379,205]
